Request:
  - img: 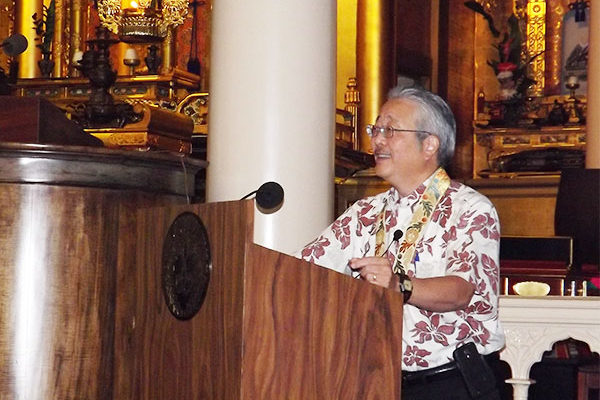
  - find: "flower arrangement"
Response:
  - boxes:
[32,0,55,55]
[32,0,55,77]
[465,2,541,101]
[487,14,538,101]
[465,1,545,125]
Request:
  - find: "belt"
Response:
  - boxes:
[402,351,500,387]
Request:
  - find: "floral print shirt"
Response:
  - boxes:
[298,175,505,371]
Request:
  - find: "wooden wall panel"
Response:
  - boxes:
[396,0,432,80]
[469,177,560,237]
[439,2,476,179]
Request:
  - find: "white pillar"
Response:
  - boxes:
[505,379,533,400]
[586,2,600,168]
[207,0,336,255]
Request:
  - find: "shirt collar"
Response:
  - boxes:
[385,170,440,209]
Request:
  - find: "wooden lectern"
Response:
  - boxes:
[114,200,404,399]
[0,148,403,400]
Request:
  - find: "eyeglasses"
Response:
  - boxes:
[365,124,434,139]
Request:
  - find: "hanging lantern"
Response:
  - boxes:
[97,0,189,43]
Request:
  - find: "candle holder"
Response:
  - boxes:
[565,75,580,99]
[123,47,141,76]
[73,26,142,128]
[123,58,140,76]
[71,50,84,77]
[565,75,584,124]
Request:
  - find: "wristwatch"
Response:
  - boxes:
[397,273,413,303]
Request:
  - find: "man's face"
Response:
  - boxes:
[370,98,431,188]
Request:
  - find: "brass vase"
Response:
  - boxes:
[38,51,54,78]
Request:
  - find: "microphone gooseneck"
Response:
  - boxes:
[240,190,257,200]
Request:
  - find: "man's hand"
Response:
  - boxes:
[349,256,475,312]
[349,257,395,289]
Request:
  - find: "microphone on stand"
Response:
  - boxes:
[1,33,28,57]
[240,181,284,213]
[0,34,27,95]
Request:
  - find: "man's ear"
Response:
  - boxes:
[423,134,440,160]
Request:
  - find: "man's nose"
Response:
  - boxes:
[371,131,386,147]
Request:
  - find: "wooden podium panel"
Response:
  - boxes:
[243,245,404,399]
[0,144,205,400]
[114,200,404,399]
[114,200,251,399]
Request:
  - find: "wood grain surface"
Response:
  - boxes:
[0,143,206,197]
[114,200,254,399]
[0,183,180,399]
[116,200,403,399]
[1,182,403,399]
[242,244,403,399]
[0,96,102,146]
[0,156,193,400]
[0,184,120,399]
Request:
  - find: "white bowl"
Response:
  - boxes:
[513,281,551,296]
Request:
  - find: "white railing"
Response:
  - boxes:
[499,296,600,399]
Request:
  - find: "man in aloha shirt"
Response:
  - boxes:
[298,86,505,399]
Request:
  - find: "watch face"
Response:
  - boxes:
[399,274,412,292]
[162,212,212,320]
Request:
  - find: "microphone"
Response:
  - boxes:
[350,229,404,279]
[1,34,28,57]
[240,181,284,213]
[381,229,403,256]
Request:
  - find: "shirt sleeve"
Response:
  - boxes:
[294,198,380,274]
[444,193,501,321]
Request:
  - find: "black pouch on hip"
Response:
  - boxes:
[453,342,500,400]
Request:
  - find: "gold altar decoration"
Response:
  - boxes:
[97,0,188,42]
[477,0,576,99]
[472,1,589,179]
[334,78,360,151]
[343,77,360,151]
[13,69,201,153]
[5,1,211,79]
[356,0,395,153]
[526,0,546,96]
[51,0,66,78]
[473,124,586,178]
[15,0,42,78]
[14,68,199,108]
[87,103,194,153]
[176,92,209,134]
[0,0,14,73]
[546,0,570,95]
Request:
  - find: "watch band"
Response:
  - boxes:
[397,273,412,303]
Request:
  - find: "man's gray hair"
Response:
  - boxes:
[387,85,456,167]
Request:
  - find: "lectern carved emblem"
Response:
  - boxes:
[162,212,211,320]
